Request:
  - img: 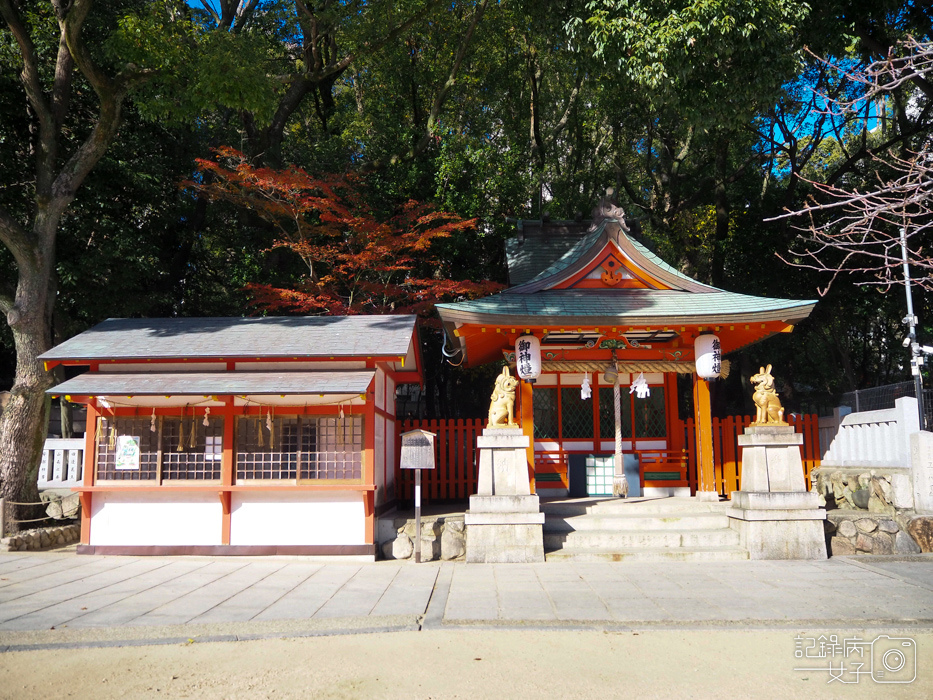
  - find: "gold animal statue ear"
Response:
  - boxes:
[765,364,772,374]
[759,366,765,374]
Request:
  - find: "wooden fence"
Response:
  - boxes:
[394,414,821,502]
[395,418,485,501]
[676,414,821,496]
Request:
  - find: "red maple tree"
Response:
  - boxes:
[188,147,502,319]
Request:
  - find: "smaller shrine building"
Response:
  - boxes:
[40,315,421,557]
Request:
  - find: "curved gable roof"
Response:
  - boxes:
[507,218,714,294]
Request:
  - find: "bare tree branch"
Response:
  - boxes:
[773,39,933,294]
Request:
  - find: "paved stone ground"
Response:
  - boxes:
[1,549,932,651]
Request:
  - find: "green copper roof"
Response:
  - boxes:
[436,289,816,325]
[510,218,717,293]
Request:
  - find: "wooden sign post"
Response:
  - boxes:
[399,429,437,564]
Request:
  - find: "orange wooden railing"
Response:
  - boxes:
[395,418,484,501]
[638,448,690,487]
[534,450,569,489]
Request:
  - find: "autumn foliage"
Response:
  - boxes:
[188,147,502,319]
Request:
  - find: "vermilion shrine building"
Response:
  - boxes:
[40,315,421,557]
[437,204,816,501]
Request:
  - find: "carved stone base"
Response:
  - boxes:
[729,490,827,560]
[737,426,806,492]
[466,428,544,563]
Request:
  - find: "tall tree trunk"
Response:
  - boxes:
[0,241,56,531]
[0,0,149,532]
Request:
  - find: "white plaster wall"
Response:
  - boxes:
[562,440,595,451]
[234,361,366,370]
[385,419,396,494]
[375,367,386,410]
[230,491,365,545]
[99,362,226,373]
[375,415,386,505]
[386,376,396,417]
[90,492,222,546]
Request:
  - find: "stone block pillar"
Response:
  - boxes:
[728,426,827,559]
[465,428,545,563]
[910,431,933,513]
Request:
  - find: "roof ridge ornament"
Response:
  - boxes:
[590,188,630,233]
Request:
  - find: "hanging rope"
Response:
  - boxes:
[613,376,629,497]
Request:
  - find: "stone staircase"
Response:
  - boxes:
[542,496,749,562]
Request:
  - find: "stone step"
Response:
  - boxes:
[544,512,732,532]
[544,527,741,550]
[544,546,749,562]
[540,497,727,518]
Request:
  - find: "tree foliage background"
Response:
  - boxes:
[2,0,933,512]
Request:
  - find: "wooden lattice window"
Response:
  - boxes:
[533,388,558,439]
[95,416,224,482]
[599,387,633,439]
[160,417,224,480]
[599,386,667,439]
[633,387,666,438]
[95,417,159,481]
[236,415,364,481]
[561,387,593,438]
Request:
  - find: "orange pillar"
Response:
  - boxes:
[693,374,718,501]
[79,402,98,545]
[220,399,235,545]
[521,379,535,493]
[364,386,376,545]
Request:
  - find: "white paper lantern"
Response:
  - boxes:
[695,334,722,379]
[514,335,541,380]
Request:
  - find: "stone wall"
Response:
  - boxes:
[380,516,466,561]
[0,524,80,552]
[812,466,932,556]
[825,512,923,556]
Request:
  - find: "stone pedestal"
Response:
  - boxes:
[728,426,827,560]
[465,428,544,563]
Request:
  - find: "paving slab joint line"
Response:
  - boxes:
[835,555,933,592]
[421,563,452,631]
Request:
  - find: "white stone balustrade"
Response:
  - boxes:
[821,397,920,469]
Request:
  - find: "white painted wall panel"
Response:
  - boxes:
[234,361,366,371]
[375,367,385,410]
[386,420,396,493]
[89,492,221,546]
[99,363,226,373]
[375,415,386,505]
[386,376,396,417]
[230,491,365,545]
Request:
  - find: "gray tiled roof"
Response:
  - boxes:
[506,235,589,286]
[515,228,604,287]
[436,289,816,325]
[47,371,375,396]
[39,315,418,362]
